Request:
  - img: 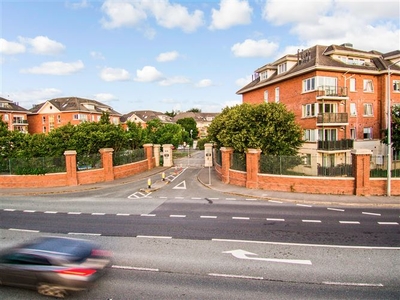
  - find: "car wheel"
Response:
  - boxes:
[37,284,67,298]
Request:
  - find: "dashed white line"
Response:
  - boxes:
[141,214,156,217]
[266,218,285,222]
[245,198,258,201]
[117,213,130,216]
[339,221,360,224]
[137,235,172,239]
[191,197,202,200]
[175,197,184,199]
[297,204,313,207]
[327,208,345,212]
[10,228,39,233]
[92,213,106,216]
[302,220,321,223]
[112,265,159,272]
[170,215,186,218]
[209,273,263,280]
[268,200,283,204]
[362,212,381,216]
[323,281,383,287]
[201,216,217,219]
[23,210,35,213]
[4,209,16,211]
[378,222,399,225]
[233,217,250,220]
[44,211,58,214]
[68,232,101,236]
[68,212,81,215]
[226,198,237,201]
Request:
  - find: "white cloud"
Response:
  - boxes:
[65,0,90,9]
[231,39,279,58]
[3,88,62,107]
[18,36,65,55]
[195,79,213,88]
[93,93,118,103]
[156,51,179,62]
[135,66,163,82]
[159,76,190,86]
[100,67,131,82]
[0,38,26,55]
[21,60,84,75]
[235,75,253,87]
[100,0,204,33]
[90,51,105,60]
[101,0,147,29]
[209,0,252,30]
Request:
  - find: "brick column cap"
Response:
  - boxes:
[246,148,262,154]
[99,148,114,153]
[64,150,77,155]
[351,149,372,155]
[153,144,161,149]
[143,143,153,147]
[220,147,234,152]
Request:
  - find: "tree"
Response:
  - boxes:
[382,105,400,154]
[208,103,303,155]
[187,108,201,113]
[176,117,198,143]
[125,121,145,149]
[165,110,179,117]
[144,119,185,148]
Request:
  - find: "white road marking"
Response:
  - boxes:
[175,197,184,199]
[44,211,58,214]
[297,204,312,207]
[226,198,237,200]
[68,232,101,236]
[266,218,285,221]
[323,281,383,287]
[92,213,106,215]
[233,217,250,220]
[4,209,16,211]
[245,198,258,201]
[117,213,130,216]
[192,197,202,200]
[23,210,35,213]
[201,216,217,219]
[378,222,399,225]
[141,214,156,217]
[327,208,345,212]
[209,273,263,280]
[173,181,186,190]
[10,228,39,233]
[302,220,321,223]
[170,215,186,218]
[112,265,159,272]
[137,235,172,239]
[362,212,381,216]
[68,212,81,215]
[339,221,360,224]
[268,200,283,204]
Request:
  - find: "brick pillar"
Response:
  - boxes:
[143,144,154,170]
[351,149,372,196]
[153,144,161,167]
[246,148,261,189]
[64,150,78,186]
[220,147,234,184]
[100,148,114,182]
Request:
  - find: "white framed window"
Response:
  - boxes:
[394,80,400,92]
[322,154,335,167]
[260,71,268,81]
[302,104,317,117]
[318,103,337,113]
[278,63,287,74]
[318,129,337,141]
[363,127,373,139]
[363,79,374,92]
[275,87,280,103]
[42,116,46,124]
[4,114,9,121]
[317,76,337,88]
[303,77,315,92]
[349,78,356,92]
[350,128,356,140]
[264,90,269,102]
[303,154,312,166]
[350,103,357,116]
[363,103,373,116]
[303,129,316,142]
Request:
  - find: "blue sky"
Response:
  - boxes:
[1,0,399,115]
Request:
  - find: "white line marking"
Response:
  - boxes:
[226,198,237,200]
[68,212,81,215]
[141,214,156,217]
[117,213,130,216]
[4,209,16,211]
[269,200,283,204]
[302,220,321,223]
[266,218,285,221]
[23,210,35,213]
[160,196,168,199]
[112,265,159,272]
[323,281,383,287]
[92,213,106,215]
[175,197,184,199]
[378,222,399,225]
[68,232,101,236]
[339,221,360,224]
[233,217,250,220]
[327,208,345,212]
[44,211,58,214]
[192,197,202,200]
[170,215,186,218]
[9,228,39,233]
[209,273,263,280]
[137,235,172,239]
[212,239,400,250]
[245,198,258,201]
[362,212,381,216]
[297,204,312,207]
[208,198,219,200]
[201,216,217,219]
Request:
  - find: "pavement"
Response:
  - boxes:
[1,166,399,208]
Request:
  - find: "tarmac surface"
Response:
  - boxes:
[1,166,399,208]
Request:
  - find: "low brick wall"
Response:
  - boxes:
[0,173,68,189]
[114,160,149,179]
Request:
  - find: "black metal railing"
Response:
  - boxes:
[316,86,348,97]
[317,139,354,151]
[317,113,348,124]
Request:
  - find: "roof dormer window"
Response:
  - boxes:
[278,62,287,74]
[260,71,268,81]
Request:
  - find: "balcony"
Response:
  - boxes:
[316,86,348,100]
[13,119,28,125]
[317,139,354,151]
[317,113,348,125]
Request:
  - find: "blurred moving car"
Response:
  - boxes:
[0,236,112,298]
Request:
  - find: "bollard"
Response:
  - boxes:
[147,178,152,189]
[162,172,165,181]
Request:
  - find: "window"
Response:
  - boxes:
[57,115,61,123]
[303,77,315,92]
[394,80,400,92]
[322,154,335,167]
[303,154,311,166]
[43,126,46,133]
[73,114,88,121]
[318,129,337,141]
[42,116,46,124]
[318,103,337,113]
[363,79,374,92]
[350,128,356,140]
[4,114,9,121]
[278,63,287,74]
[303,129,316,142]
[350,103,357,116]
[275,87,280,103]
[302,104,317,117]
[260,71,268,81]
[49,115,54,131]
[363,103,373,116]
[349,78,356,92]
[264,90,269,102]
[363,127,372,139]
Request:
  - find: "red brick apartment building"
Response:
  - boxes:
[237,43,400,175]
[0,97,31,133]
[28,97,122,134]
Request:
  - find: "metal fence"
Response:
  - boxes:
[113,148,145,166]
[231,152,246,171]
[370,155,400,178]
[77,153,102,170]
[0,156,66,175]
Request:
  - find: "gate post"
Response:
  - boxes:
[351,149,372,196]
[162,144,173,167]
[64,150,78,186]
[220,147,234,184]
[153,144,161,167]
[246,148,261,189]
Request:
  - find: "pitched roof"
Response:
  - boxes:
[172,112,219,123]
[0,97,31,113]
[121,110,172,123]
[30,97,121,115]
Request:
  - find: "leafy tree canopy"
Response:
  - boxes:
[187,108,201,113]
[176,117,198,140]
[382,105,400,152]
[208,103,303,155]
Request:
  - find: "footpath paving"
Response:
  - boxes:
[1,166,399,208]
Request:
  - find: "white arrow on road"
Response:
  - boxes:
[223,249,312,265]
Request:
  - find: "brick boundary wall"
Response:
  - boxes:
[0,144,156,189]
[215,148,399,196]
